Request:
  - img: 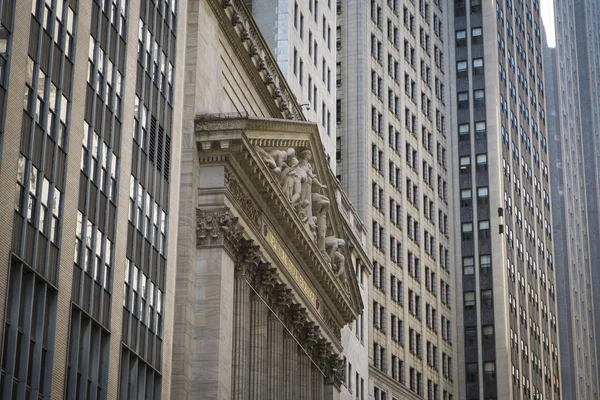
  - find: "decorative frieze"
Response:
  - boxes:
[225,169,261,224]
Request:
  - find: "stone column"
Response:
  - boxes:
[312,366,324,400]
[300,351,312,400]
[232,241,263,400]
[267,311,283,400]
[232,269,251,400]
[248,290,268,399]
[283,330,297,400]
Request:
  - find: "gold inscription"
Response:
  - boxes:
[266,231,317,306]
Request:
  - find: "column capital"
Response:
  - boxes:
[196,207,244,255]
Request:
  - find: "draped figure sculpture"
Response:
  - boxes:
[256,145,346,282]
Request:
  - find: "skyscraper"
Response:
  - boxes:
[0,0,184,397]
[450,0,561,398]
[571,0,600,393]
[544,0,600,398]
[336,0,456,399]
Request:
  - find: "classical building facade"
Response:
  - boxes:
[336,1,456,399]
[0,0,184,398]
[450,0,562,398]
[545,0,600,398]
[172,1,367,399]
[248,0,337,161]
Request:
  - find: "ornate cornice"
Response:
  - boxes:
[206,0,304,121]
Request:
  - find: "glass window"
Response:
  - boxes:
[461,188,472,207]
[459,123,470,140]
[472,58,484,75]
[481,289,493,308]
[480,254,491,270]
[462,222,473,240]
[472,27,483,44]
[457,61,468,77]
[479,220,490,238]
[456,30,467,46]
[460,156,471,173]
[482,325,494,340]
[484,361,496,381]
[477,186,489,204]
[465,326,477,347]
[474,89,485,106]
[458,91,469,109]
[475,121,486,139]
[463,257,474,275]
[476,153,488,170]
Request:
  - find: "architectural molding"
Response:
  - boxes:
[206,0,305,121]
[225,168,262,224]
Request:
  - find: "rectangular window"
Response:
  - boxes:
[464,291,475,309]
[463,257,474,275]
[457,61,468,78]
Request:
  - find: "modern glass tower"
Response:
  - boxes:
[0,0,184,398]
[450,0,562,398]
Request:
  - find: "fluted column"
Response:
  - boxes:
[301,351,312,400]
[232,272,250,399]
[249,290,268,399]
[232,242,263,400]
[267,311,283,400]
[312,365,324,400]
[283,330,297,400]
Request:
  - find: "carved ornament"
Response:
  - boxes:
[196,207,244,253]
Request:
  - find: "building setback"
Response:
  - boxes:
[449,0,561,398]
[336,0,456,399]
[0,0,185,398]
[545,0,600,398]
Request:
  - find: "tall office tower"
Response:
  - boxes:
[336,0,456,399]
[0,0,184,398]
[571,0,600,387]
[449,0,562,398]
[545,0,600,398]
[248,0,337,162]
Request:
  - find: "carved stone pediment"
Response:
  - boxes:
[195,115,365,335]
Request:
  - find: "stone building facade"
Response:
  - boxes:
[336,0,456,399]
[172,1,367,399]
